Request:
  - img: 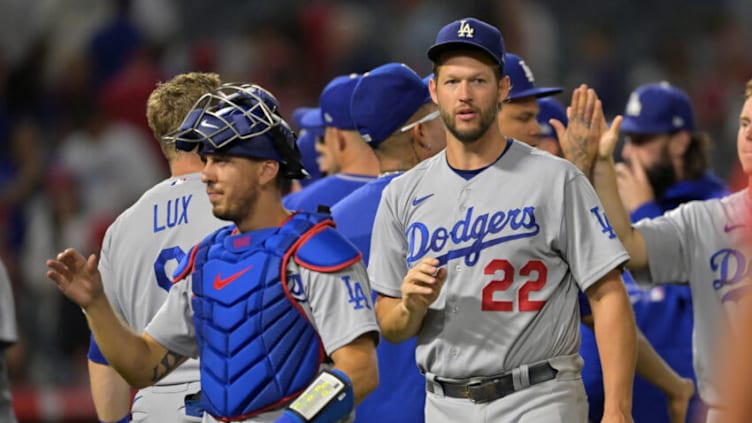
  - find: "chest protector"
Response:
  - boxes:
[180,212,352,420]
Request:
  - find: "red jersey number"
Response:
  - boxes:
[481,259,547,312]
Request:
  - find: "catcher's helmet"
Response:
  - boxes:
[167,83,309,179]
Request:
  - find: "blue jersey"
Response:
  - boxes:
[580,172,727,423]
[331,173,426,423]
[283,173,375,212]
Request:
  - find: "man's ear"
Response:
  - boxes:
[258,160,280,185]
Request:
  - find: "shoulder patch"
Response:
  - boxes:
[294,226,362,272]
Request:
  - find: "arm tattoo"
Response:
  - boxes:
[151,350,185,383]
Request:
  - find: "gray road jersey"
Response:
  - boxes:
[633,189,752,406]
[369,142,629,379]
[146,257,379,365]
[0,261,16,345]
[99,173,226,385]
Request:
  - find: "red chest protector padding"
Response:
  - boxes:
[177,212,360,420]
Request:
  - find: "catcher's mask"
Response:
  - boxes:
[166,83,309,180]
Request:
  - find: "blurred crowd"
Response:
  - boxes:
[0,0,749,398]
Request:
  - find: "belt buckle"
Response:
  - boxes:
[464,379,497,404]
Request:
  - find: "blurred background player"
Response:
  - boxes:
[536,97,568,156]
[289,106,325,192]
[331,62,445,422]
[87,72,227,423]
[578,81,727,423]
[0,259,18,423]
[283,73,379,212]
[48,83,380,422]
[496,52,562,147]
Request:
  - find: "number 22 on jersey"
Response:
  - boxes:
[481,259,547,312]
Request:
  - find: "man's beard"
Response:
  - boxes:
[441,104,498,144]
[634,148,677,199]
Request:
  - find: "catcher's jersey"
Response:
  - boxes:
[632,189,752,406]
[369,141,629,379]
[97,172,226,385]
[146,230,379,361]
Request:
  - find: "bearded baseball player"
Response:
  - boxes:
[48,83,379,423]
[368,17,637,422]
[85,72,227,423]
[561,79,752,423]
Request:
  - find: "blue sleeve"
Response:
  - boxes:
[87,333,109,365]
[578,291,591,317]
[629,201,663,221]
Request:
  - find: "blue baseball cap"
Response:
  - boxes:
[621,82,696,134]
[506,53,562,101]
[301,73,362,130]
[537,97,568,141]
[294,128,323,187]
[293,106,324,138]
[351,63,430,147]
[427,17,506,71]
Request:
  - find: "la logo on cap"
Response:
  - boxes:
[626,91,642,117]
[457,19,474,38]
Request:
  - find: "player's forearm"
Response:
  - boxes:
[588,273,637,416]
[592,159,648,270]
[634,329,681,395]
[375,296,424,343]
[88,360,132,421]
[84,300,170,388]
[330,335,379,403]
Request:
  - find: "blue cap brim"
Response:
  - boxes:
[509,86,563,101]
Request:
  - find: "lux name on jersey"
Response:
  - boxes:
[407,205,539,267]
[152,195,192,233]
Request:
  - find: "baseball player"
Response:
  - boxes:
[368,17,637,422]
[496,52,562,147]
[48,83,379,423]
[86,72,228,423]
[0,260,18,423]
[558,78,752,423]
[290,107,325,190]
[578,82,726,423]
[330,63,445,423]
[283,74,379,212]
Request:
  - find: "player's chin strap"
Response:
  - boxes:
[275,369,354,423]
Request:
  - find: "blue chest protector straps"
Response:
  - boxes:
[172,212,361,421]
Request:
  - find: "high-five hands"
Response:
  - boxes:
[553,84,622,179]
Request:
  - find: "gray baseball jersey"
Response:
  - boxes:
[369,141,629,379]
[0,260,18,423]
[145,251,380,422]
[98,172,226,420]
[632,189,752,407]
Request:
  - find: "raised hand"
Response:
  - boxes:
[554,84,607,177]
[46,248,105,309]
[615,152,656,212]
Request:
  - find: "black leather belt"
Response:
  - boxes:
[426,362,558,403]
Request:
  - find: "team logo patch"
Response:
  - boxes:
[457,20,474,38]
